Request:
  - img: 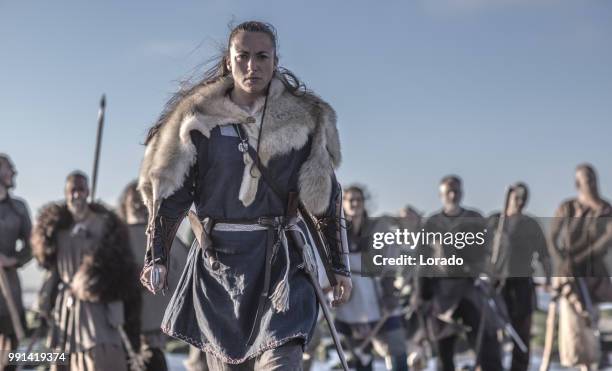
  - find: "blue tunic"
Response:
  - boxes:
[157,127,325,363]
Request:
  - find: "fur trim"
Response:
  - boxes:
[31,202,72,269]
[138,74,341,215]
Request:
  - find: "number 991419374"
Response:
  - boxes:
[6,352,69,366]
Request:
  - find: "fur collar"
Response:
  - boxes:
[138,73,341,215]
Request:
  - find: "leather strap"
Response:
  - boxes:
[233,124,339,285]
[246,225,275,345]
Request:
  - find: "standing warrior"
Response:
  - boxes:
[549,163,612,370]
[487,182,551,371]
[0,154,32,369]
[335,185,408,371]
[138,21,351,370]
[31,171,141,371]
[419,175,502,371]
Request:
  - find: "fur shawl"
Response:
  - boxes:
[31,202,140,304]
[138,73,341,216]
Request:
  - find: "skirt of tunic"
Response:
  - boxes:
[161,223,318,364]
[48,215,125,353]
[48,285,125,353]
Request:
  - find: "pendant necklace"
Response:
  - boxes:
[233,87,270,156]
[237,138,249,153]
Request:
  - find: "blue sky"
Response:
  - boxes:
[2,0,612,218]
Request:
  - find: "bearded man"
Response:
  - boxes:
[419,175,502,371]
[32,171,141,370]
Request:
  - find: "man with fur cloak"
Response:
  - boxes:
[32,171,141,371]
[138,21,351,370]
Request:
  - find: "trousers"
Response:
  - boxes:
[436,297,502,371]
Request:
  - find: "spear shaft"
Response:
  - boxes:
[90,94,106,203]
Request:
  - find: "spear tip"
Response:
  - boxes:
[100,94,106,109]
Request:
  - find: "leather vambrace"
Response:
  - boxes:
[316,182,350,277]
[145,214,183,266]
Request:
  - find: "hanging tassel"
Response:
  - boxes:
[270,232,291,313]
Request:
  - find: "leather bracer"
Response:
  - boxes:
[145,214,183,266]
[317,181,350,277]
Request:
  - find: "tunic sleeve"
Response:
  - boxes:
[315,174,350,277]
[147,131,205,265]
[548,202,568,261]
[15,199,32,267]
[529,217,552,280]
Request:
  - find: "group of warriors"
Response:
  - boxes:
[0,20,611,371]
[327,165,612,371]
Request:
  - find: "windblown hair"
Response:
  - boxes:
[145,20,306,145]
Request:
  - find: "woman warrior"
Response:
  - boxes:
[138,21,351,370]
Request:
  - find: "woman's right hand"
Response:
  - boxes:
[331,274,352,307]
[140,263,167,294]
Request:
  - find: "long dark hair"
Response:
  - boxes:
[145,21,306,145]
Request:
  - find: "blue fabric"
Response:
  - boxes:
[161,232,318,363]
[157,127,321,363]
[159,127,312,221]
